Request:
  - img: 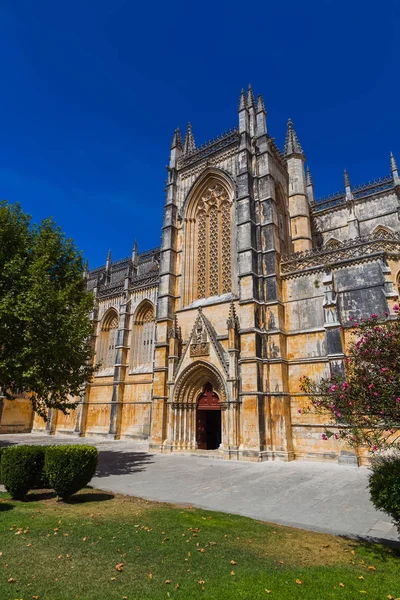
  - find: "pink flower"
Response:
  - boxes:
[372,445,378,452]
[368,383,373,389]
[381,368,387,372]
[321,433,328,440]
[337,412,341,418]
[374,392,378,397]
[342,382,349,389]
[297,409,302,414]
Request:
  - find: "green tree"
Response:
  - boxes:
[0,201,95,420]
[300,309,400,452]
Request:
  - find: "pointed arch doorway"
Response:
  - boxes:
[196,383,221,450]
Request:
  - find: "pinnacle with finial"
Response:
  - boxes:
[390,151,398,173]
[170,127,182,150]
[227,301,239,330]
[306,166,313,187]
[106,249,111,261]
[284,119,304,157]
[183,122,196,154]
[238,88,247,111]
[344,169,351,188]
[256,94,266,114]
[247,84,255,108]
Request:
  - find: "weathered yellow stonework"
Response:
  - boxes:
[6,88,400,467]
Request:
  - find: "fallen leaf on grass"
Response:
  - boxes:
[265,590,271,594]
[198,580,205,584]
[230,560,237,565]
[230,571,235,576]
[111,577,116,581]
[296,579,303,585]
[32,596,39,599]
[175,584,180,589]
[358,576,364,580]
[339,583,345,588]
[165,580,172,584]
[148,574,153,579]
[368,566,377,571]
[8,578,16,583]
[115,563,124,572]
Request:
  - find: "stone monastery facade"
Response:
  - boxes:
[4,87,400,465]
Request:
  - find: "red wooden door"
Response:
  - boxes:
[196,411,207,449]
[196,386,221,449]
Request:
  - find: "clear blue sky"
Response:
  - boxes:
[0,0,398,268]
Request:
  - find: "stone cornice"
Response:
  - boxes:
[281,230,400,277]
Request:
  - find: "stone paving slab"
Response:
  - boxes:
[0,433,398,543]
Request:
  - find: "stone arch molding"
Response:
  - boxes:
[173,361,227,406]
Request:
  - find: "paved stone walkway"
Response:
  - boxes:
[0,433,398,543]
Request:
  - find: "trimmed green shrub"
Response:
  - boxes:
[369,454,400,535]
[1,445,45,500]
[44,445,98,500]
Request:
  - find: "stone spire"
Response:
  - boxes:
[284,119,304,157]
[344,169,351,189]
[169,127,183,170]
[170,127,182,150]
[105,249,112,274]
[247,84,255,108]
[183,123,196,155]
[390,151,400,187]
[255,94,267,137]
[390,151,398,174]
[227,301,240,331]
[168,313,182,339]
[83,259,89,281]
[238,88,247,111]
[305,166,314,204]
[247,85,256,138]
[132,240,138,267]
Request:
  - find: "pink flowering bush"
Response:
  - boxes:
[300,307,400,452]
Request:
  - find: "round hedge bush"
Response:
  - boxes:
[44,445,98,500]
[1,445,46,500]
[369,454,400,535]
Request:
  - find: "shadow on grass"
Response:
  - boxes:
[0,502,13,512]
[95,450,153,477]
[25,491,57,502]
[67,491,115,503]
[348,535,400,554]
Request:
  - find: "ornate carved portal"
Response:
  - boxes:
[166,362,237,453]
[196,384,221,450]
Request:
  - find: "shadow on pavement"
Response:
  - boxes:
[0,440,18,448]
[95,450,153,478]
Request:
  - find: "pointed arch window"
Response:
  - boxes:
[97,309,119,371]
[130,302,155,371]
[183,182,233,305]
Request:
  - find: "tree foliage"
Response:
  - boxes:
[300,308,400,452]
[0,200,95,419]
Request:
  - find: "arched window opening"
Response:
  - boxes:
[130,302,155,371]
[97,309,119,371]
[184,181,233,305]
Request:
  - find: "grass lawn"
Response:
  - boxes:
[0,489,399,600]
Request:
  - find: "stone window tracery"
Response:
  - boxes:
[97,309,119,371]
[184,182,233,305]
[130,302,155,370]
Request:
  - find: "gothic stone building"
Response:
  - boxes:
[4,87,400,465]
